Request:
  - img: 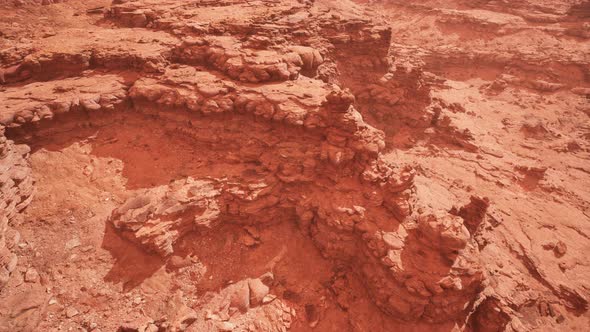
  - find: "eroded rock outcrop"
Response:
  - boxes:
[1,0,588,331]
[0,1,487,326]
[174,36,324,83]
[0,74,128,126]
[0,126,34,288]
[105,70,486,322]
[110,178,222,257]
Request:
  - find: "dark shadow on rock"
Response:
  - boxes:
[399,226,474,327]
[101,222,164,292]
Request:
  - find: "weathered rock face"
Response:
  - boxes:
[109,174,485,323]
[110,178,222,257]
[1,65,484,327]
[451,196,490,234]
[0,127,34,288]
[104,73,485,322]
[173,36,324,83]
[1,0,588,331]
[0,75,128,126]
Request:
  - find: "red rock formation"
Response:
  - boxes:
[0,126,34,288]
[0,0,588,331]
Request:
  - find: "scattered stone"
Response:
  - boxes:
[217,321,235,331]
[382,232,404,250]
[554,241,567,258]
[244,226,260,240]
[248,278,270,307]
[205,311,220,321]
[65,237,81,250]
[80,245,94,253]
[259,272,274,285]
[65,307,79,318]
[24,268,39,283]
[229,281,250,313]
[262,294,277,304]
[240,233,258,247]
[168,255,192,269]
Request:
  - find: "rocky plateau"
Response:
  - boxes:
[0,0,589,331]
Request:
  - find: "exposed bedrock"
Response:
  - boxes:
[101,67,485,323]
[1,65,487,324]
[0,126,34,288]
[2,0,587,331]
[173,36,324,83]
